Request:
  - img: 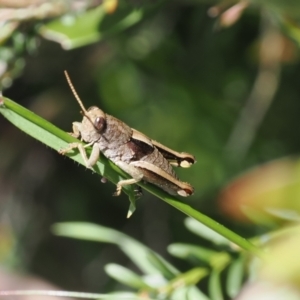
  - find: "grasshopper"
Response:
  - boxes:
[60,71,195,197]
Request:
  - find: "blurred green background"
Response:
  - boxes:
[1,0,300,297]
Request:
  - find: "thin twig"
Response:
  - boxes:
[226,12,283,161]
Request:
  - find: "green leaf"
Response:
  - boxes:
[172,287,211,300]
[105,265,209,300]
[208,269,223,300]
[52,222,178,276]
[144,196,261,257]
[0,290,154,299]
[226,256,245,298]
[105,263,152,290]
[184,218,231,246]
[0,22,18,44]
[147,252,179,280]
[168,243,219,264]
[40,6,105,49]
[127,192,138,218]
[104,292,152,300]
[169,243,231,270]
[39,5,143,49]
[169,268,208,287]
[161,268,208,295]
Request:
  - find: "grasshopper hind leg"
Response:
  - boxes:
[113,178,142,197]
[113,161,144,196]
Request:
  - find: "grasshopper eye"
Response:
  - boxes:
[94,117,106,132]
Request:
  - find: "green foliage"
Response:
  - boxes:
[39,4,143,49]
[2,0,300,299]
[52,220,244,299]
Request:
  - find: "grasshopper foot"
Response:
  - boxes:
[113,185,122,197]
[58,143,81,155]
[134,186,143,198]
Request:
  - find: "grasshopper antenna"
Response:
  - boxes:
[64,70,88,115]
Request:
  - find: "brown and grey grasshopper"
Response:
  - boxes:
[60,71,195,197]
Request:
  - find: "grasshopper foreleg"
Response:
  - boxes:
[59,142,100,170]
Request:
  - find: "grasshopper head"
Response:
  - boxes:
[80,106,107,143]
[86,106,106,132]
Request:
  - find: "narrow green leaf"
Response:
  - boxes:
[105,263,152,290]
[53,223,208,299]
[168,243,218,264]
[0,290,153,299]
[172,286,211,300]
[146,252,180,280]
[167,268,208,289]
[52,222,178,276]
[184,218,230,246]
[160,268,208,297]
[168,243,231,270]
[208,269,223,300]
[226,256,245,298]
[157,197,261,256]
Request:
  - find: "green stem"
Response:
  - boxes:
[139,182,262,257]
